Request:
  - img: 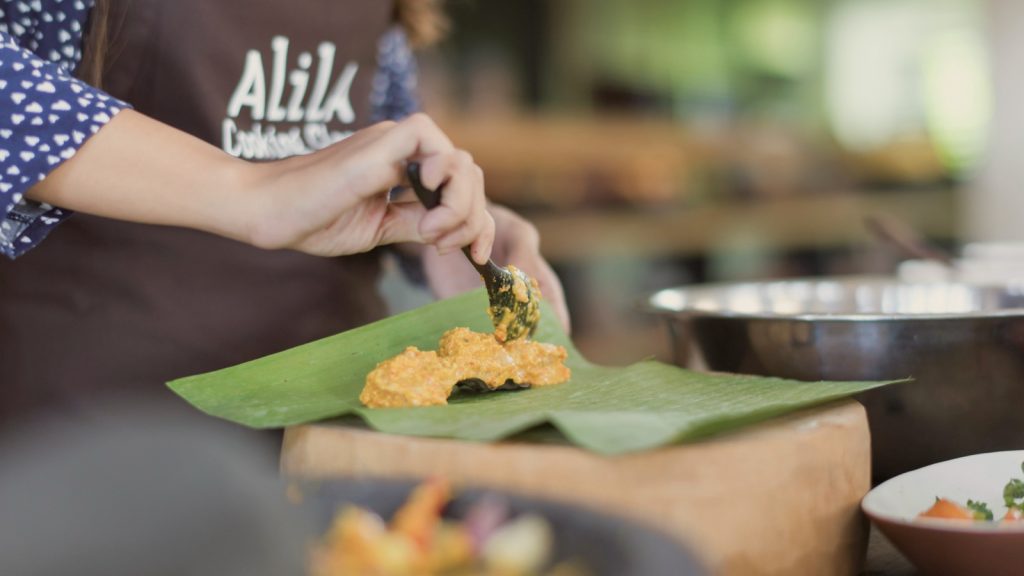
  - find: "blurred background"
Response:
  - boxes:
[382,0,1021,365]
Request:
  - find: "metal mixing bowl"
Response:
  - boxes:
[643,276,1024,481]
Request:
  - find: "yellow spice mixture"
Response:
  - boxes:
[488,265,542,343]
[509,264,532,303]
[360,327,570,409]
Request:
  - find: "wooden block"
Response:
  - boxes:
[281,400,871,576]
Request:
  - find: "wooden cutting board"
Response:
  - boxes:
[281,400,871,576]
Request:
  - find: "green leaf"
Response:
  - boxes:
[168,289,906,455]
[1004,478,1024,509]
[966,499,994,521]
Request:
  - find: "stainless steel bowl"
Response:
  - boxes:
[643,276,1024,481]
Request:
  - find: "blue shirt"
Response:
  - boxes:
[0,0,418,258]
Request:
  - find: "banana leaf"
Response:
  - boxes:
[168,289,904,455]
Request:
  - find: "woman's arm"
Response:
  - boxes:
[0,23,128,258]
[28,109,496,262]
[27,110,246,242]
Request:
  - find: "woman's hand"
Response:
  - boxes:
[421,204,571,334]
[29,111,496,264]
[246,114,495,263]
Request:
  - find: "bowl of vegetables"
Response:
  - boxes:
[299,477,707,576]
[861,450,1024,576]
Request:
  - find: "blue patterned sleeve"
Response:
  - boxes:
[371,27,428,284]
[0,0,130,259]
[370,26,419,122]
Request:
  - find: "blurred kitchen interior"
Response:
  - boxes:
[381,0,1017,365]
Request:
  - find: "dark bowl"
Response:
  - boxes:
[298,477,708,576]
[643,276,1024,481]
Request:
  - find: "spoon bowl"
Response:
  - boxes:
[406,161,541,341]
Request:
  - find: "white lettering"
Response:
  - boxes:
[320,62,358,124]
[286,53,314,121]
[303,123,329,149]
[223,121,318,160]
[222,38,359,158]
[266,36,289,122]
[222,118,241,156]
[227,50,267,120]
[305,42,336,122]
[286,69,310,122]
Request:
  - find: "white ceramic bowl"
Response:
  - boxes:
[862,450,1024,576]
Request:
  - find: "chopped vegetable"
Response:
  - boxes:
[966,500,994,521]
[462,494,511,552]
[310,480,586,576]
[1003,478,1024,512]
[390,477,450,549]
[917,461,1024,525]
[919,498,973,520]
[482,515,553,574]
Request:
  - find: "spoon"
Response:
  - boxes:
[406,161,540,341]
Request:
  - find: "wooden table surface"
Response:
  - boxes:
[282,400,874,576]
[864,527,916,575]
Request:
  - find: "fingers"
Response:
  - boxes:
[421,248,484,298]
[366,146,496,264]
[343,115,492,260]
[469,210,496,265]
[356,114,454,166]
[390,112,455,158]
[416,151,492,258]
[324,114,455,201]
[533,258,572,334]
[431,208,495,264]
[417,150,477,237]
[387,185,417,204]
[284,113,493,259]
[376,201,429,245]
[358,113,456,193]
[338,120,397,149]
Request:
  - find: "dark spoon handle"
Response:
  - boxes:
[405,161,503,282]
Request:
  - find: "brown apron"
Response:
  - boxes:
[0,0,394,424]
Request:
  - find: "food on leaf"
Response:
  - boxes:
[488,265,541,343]
[360,327,570,409]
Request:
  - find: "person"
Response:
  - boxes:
[0,0,570,425]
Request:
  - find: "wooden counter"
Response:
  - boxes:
[282,400,872,576]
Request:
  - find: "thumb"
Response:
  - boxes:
[376,201,429,245]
